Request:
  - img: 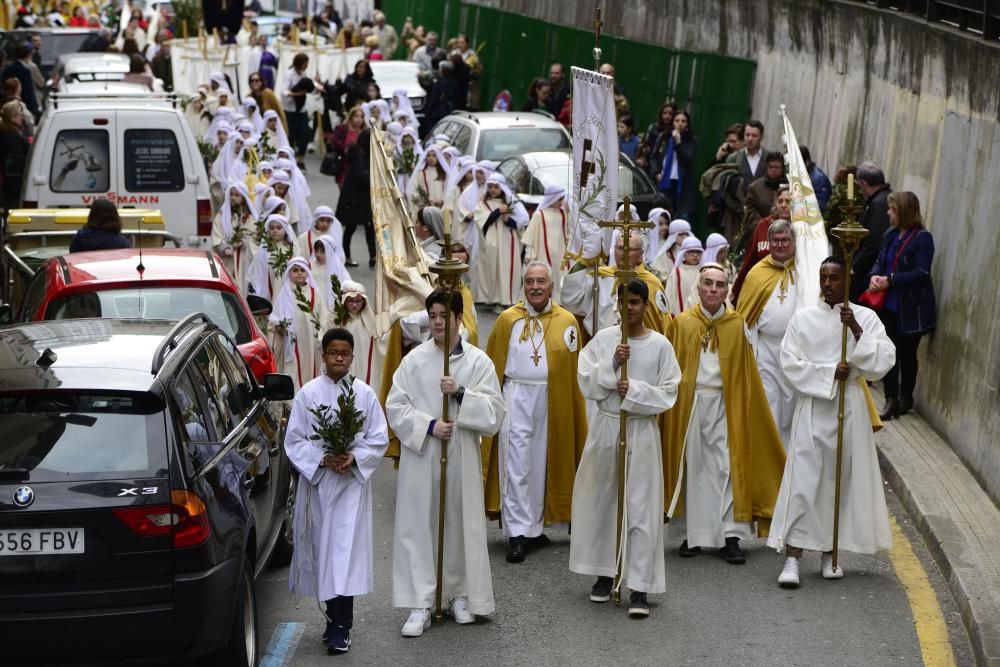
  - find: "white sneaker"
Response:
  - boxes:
[821,553,845,579]
[778,556,800,588]
[449,596,475,624]
[401,608,431,637]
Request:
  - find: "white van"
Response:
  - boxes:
[21,93,212,249]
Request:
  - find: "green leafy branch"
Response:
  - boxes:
[294,284,322,335]
[330,274,350,326]
[267,240,293,278]
[307,378,366,456]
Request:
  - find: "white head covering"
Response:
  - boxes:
[458,161,499,216]
[268,257,319,357]
[275,147,312,198]
[481,174,530,227]
[702,233,729,265]
[673,235,705,271]
[258,160,274,176]
[262,109,290,152]
[209,71,227,87]
[340,280,367,302]
[538,184,567,212]
[259,195,286,220]
[386,121,404,140]
[311,234,352,301]
[248,214,295,296]
[445,156,477,194]
[242,98,265,134]
[268,169,291,187]
[644,207,671,263]
[395,127,421,156]
[441,146,460,167]
[407,145,449,198]
[391,88,419,126]
[310,205,344,258]
[274,156,311,227]
[432,133,450,146]
[219,181,259,240]
[236,120,256,137]
[211,134,248,185]
[655,219,692,261]
[362,99,391,127]
[205,107,235,145]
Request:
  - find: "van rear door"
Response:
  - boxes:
[38,109,117,209]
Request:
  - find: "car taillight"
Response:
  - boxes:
[197,199,212,236]
[113,490,210,548]
[21,200,37,209]
[170,490,211,548]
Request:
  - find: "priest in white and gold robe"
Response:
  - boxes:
[522,185,570,304]
[735,220,799,446]
[569,279,680,617]
[483,262,588,564]
[768,257,896,587]
[386,289,505,637]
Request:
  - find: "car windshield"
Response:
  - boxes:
[477,128,570,161]
[0,393,167,482]
[45,287,252,344]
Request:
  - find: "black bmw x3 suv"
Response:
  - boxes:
[0,314,295,666]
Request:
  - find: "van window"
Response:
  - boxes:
[50,129,111,193]
[124,129,184,192]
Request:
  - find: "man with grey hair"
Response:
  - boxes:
[413,31,445,87]
[372,10,398,59]
[736,219,799,445]
[851,161,892,300]
[483,261,588,564]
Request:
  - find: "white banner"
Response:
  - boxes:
[781,105,831,309]
[568,66,619,260]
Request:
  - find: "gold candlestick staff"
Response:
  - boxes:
[428,232,469,621]
[829,173,868,576]
[596,195,653,605]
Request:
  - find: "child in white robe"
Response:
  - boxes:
[268,257,323,390]
[663,236,704,316]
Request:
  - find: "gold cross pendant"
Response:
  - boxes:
[531,350,542,366]
[778,289,787,304]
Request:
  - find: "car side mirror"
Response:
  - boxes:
[0,304,12,326]
[261,373,295,401]
[246,294,272,317]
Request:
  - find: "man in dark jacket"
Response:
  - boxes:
[1,44,39,119]
[546,63,569,116]
[739,152,786,248]
[851,161,892,300]
[150,41,173,92]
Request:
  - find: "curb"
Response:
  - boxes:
[876,414,1000,667]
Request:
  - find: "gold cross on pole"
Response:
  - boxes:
[596,195,654,288]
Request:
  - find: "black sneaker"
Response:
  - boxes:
[321,620,333,642]
[506,537,526,563]
[720,537,746,564]
[678,540,702,557]
[628,591,649,618]
[589,576,613,603]
[325,624,351,654]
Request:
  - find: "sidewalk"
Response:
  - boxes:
[874,391,1000,666]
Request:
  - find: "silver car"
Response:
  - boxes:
[426,111,571,162]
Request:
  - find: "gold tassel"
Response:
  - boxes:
[518,315,542,343]
[701,323,719,352]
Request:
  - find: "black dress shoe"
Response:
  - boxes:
[345,259,359,267]
[506,537,526,563]
[720,537,746,564]
[527,534,551,550]
[368,257,377,268]
[880,398,901,421]
[899,395,914,415]
[678,540,702,558]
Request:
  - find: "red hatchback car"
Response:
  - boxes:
[5,249,276,381]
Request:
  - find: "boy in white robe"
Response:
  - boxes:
[769,257,896,586]
[285,327,389,654]
[386,289,505,637]
[569,279,680,618]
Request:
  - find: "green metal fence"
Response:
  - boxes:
[383,0,757,234]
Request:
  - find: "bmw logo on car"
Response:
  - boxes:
[13,486,34,508]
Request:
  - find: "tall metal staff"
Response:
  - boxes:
[829,175,868,575]
[596,195,653,605]
[428,228,468,621]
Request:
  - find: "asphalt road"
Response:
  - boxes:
[238,161,975,665]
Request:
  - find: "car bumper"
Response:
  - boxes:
[0,555,242,665]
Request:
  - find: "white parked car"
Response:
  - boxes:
[425,111,571,162]
[369,60,426,119]
[49,53,164,92]
[21,93,213,249]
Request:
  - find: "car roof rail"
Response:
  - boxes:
[50,92,180,110]
[151,312,212,375]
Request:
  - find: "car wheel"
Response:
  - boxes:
[268,476,296,568]
[205,557,258,667]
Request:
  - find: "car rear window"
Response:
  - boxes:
[0,393,167,482]
[44,287,253,344]
[477,128,570,161]
[50,129,110,193]
[124,129,185,192]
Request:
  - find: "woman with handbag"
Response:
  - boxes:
[864,191,936,420]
